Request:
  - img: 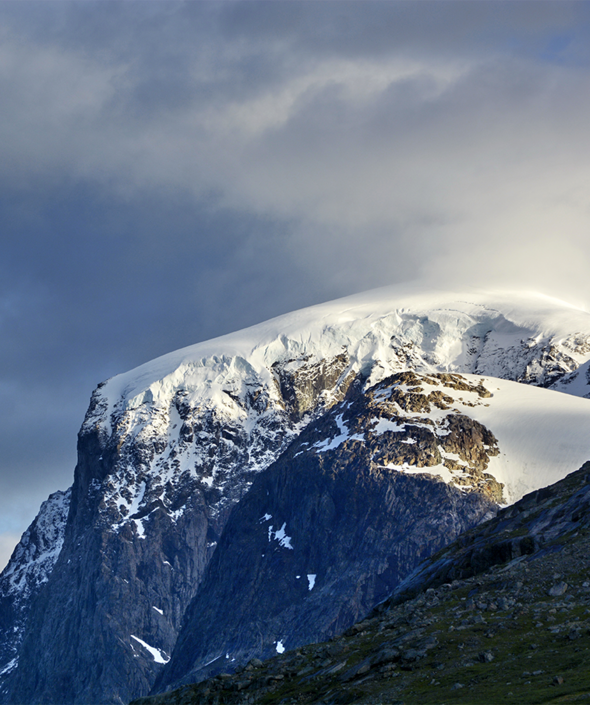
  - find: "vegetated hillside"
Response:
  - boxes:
[135,462,590,705]
[3,285,590,704]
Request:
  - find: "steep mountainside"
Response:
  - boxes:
[153,372,501,691]
[2,285,590,704]
[137,462,590,705]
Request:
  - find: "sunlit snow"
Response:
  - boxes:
[313,414,365,452]
[371,418,407,435]
[130,635,170,664]
[77,284,590,540]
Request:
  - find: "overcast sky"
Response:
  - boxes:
[1,0,590,568]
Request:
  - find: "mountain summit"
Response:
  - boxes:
[2,285,590,704]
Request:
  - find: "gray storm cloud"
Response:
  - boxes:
[0,0,589,566]
[1,3,589,298]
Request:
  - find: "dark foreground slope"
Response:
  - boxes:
[135,462,590,705]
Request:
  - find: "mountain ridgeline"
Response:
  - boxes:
[2,286,590,704]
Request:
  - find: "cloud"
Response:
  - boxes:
[0,2,588,302]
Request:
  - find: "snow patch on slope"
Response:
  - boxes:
[458,375,590,503]
[312,414,365,452]
[130,635,170,664]
[366,374,590,503]
[268,523,293,550]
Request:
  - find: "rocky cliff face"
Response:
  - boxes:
[3,287,590,704]
[0,352,357,705]
[388,459,590,603]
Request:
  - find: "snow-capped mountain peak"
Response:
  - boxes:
[78,285,590,539]
[4,284,590,705]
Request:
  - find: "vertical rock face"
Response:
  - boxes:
[3,353,355,705]
[157,466,495,691]
[7,425,213,705]
[4,287,590,704]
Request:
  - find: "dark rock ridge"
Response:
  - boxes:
[0,489,70,700]
[387,459,590,603]
[3,289,590,704]
[134,462,590,705]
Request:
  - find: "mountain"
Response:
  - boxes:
[137,461,590,705]
[0,489,70,699]
[2,284,590,704]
